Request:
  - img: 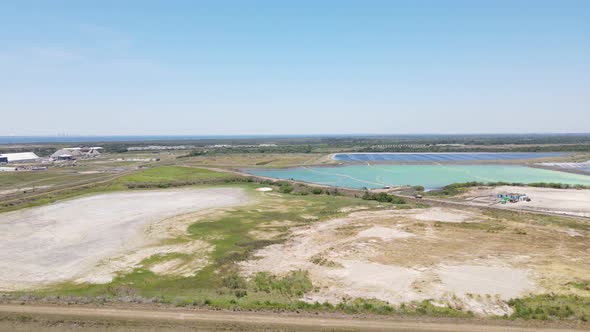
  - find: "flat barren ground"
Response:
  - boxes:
[241,206,590,316]
[0,188,250,290]
[459,186,590,218]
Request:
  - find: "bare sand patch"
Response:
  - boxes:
[241,207,540,316]
[436,265,534,299]
[0,188,251,290]
[338,206,369,213]
[411,207,482,223]
[248,229,282,240]
[313,260,421,304]
[356,226,414,240]
[150,259,186,275]
[79,240,213,283]
[147,243,212,278]
[462,186,590,218]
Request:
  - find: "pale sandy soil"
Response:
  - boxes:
[356,226,415,240]
[0,188,251,290]
[411,207,486,223]
[240,207,588,316]
[79,240,213,283]
[460,186,590,218]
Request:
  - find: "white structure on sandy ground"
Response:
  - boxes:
[0,152,41,163]
[51,147,103,160]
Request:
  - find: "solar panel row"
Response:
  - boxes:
[333,153,566,162]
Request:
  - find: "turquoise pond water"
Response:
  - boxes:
[247,165,590,190]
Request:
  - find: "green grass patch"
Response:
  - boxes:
[508,294,590,321]
[567,281,590,291]
[118,166,232,184]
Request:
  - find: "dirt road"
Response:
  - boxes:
[0,304,586,332]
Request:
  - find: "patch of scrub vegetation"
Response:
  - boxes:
[508,294,590,321]
[119,166,236,188]
[483,209,590,232]
[433,220,506,233]
[250,271,313,299]
[567,280,590,291]
[361,191,406,204]
[119,166,231,183]
[310,254,342,267]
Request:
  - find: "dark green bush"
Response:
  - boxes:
[361,191,406,204]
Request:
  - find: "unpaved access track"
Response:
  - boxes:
[0,304,585,332]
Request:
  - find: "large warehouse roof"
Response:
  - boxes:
[0,152,40,163]
[51,148,84,158]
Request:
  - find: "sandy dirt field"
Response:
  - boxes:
[0,188,251,290]
[241,207,588,316]
[460,186,590,218]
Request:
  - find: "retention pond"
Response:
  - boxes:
[247,165,590,190]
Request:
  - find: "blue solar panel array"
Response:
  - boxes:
[333,153,566,162]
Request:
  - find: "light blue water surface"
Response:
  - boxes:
[248,165,590,190]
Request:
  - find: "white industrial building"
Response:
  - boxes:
[51,147,103,160]
[0,152,41,163]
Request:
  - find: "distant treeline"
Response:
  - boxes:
[5,134,590,155]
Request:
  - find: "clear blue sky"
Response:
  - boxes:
[1,0,589,136]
